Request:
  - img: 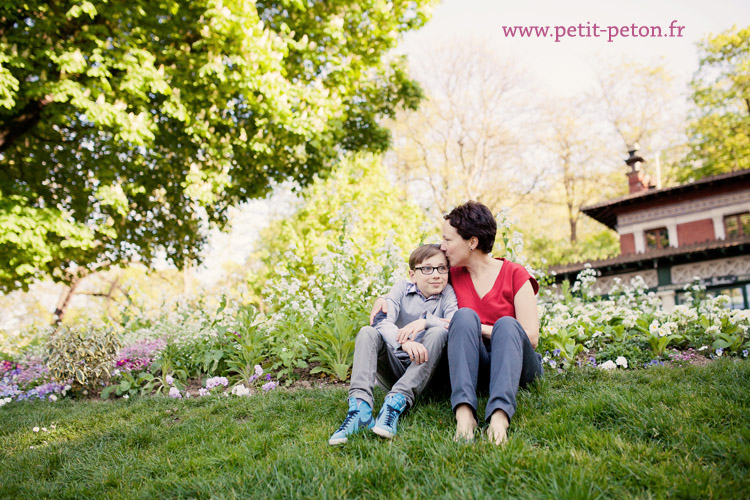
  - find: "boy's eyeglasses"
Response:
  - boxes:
[414,265,449,275]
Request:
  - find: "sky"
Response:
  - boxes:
[400,0,750,95]
[197,0,749,284]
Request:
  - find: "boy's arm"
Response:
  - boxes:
[375,282,406,351]
[425,284,458,329]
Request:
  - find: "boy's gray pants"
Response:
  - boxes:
[448,308,543,423]
[349,325,448,408]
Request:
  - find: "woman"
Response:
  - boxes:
[371,201,542,444]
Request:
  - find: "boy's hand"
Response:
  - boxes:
[369,297,387,325]
[402,341,428,365]
[397,319,426,344]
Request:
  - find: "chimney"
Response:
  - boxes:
[625,146,649,194]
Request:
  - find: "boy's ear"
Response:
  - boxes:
[408,269,416,282]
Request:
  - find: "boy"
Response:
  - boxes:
[328,244,457,445]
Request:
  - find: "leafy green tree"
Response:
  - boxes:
[684,25,750,180]
[252,153,431,287]
[0,0,434,297]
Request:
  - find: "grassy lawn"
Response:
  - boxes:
[1,360,749,499]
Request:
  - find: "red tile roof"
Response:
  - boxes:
[550,234,750,276]
[581,169,750,230]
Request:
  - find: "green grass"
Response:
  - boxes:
[2,360,749,499]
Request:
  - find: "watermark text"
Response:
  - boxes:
[502,20,686,43]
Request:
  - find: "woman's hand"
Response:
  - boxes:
[402,340,428,365]
[397,319,426,344]
[369,297,387,325]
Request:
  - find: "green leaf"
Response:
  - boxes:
[100,385,117,399]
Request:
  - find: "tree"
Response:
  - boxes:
[539,100,614,243]
[252,153,431,289]
[385,42,540,218]
[592,57,688,187]
[521,99,621,266]
[0,0,435,298]
[684,25,750,180]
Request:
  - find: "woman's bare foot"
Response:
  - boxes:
[487,410,509,445]
[454,404,477,442]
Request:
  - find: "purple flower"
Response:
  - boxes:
[262,381,277,392]
[115,339,166,372]
[168,387,182,399]
[552,349,561,357]
[205,377,229,389]
[265,374,272,381]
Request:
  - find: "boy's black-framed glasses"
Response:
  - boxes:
[414,265,450,275]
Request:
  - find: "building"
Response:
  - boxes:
[551,151,750,310]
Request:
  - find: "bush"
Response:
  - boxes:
[46,325,121,390]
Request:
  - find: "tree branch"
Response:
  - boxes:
[0,96,54,153]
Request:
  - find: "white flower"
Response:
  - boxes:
[231,384,251,397]
[48,394,58,402]
[123,395,129,400]
[33,427,40,432]
[254,365,263,377]
[598,360,617,370]
[649,320,660,335]
[41,427,47,432]
[615,356,628,368]
[168,387,182,399]
[166,375,174,386]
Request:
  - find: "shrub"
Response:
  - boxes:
[46,325,121,389]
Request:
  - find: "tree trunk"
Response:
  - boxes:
[53,277,81,326]
[569,217,578,243]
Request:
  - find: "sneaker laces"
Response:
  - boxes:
[383,404,400,427]
[336,409,359,431]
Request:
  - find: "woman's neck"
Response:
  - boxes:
[465,252,500,279]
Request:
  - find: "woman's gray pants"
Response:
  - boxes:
[447,308,542,423]
[349,325,448,409]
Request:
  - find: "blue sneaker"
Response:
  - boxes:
[328,397,374,445]
[372,393,408,439]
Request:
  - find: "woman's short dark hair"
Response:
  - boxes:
[444,201,496,254]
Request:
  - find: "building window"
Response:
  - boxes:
[645,227,669,249]
[708,285,748,310]
[724,212,750,237]
[676,283,749,309]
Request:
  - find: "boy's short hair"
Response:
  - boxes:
[408,244,445,270]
